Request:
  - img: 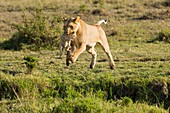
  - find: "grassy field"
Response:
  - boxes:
[0,0,170,112]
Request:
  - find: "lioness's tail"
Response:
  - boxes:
[96,19,107,25]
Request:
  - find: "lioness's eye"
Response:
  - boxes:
[70,26,73,29]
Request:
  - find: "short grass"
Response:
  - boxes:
[0,0,170,112]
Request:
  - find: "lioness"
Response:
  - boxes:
[63,16,115,69]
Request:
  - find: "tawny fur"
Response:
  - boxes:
[63,16,115,69]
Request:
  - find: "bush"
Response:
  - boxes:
[52,97,103,113]
[121,96,133,106]
[157,29,170,43]
[84,75,170,109]
[0,80,19,100]
[23,56,38,74]
[52,96,168,113]
[148,29,170,43]
[51,74,170,109]
[0,9,62,50]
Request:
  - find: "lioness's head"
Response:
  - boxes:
[62,16,80,38]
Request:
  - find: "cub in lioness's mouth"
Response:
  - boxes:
[63,16,115,69]
[58,33,76,59]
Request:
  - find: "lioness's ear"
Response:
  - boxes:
[74,16,80,23]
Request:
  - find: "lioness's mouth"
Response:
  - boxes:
[66,33,76,39]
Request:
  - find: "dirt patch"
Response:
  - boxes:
[133,10,170,20]
[92,9,109,16]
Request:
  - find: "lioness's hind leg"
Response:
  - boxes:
[87,47,97,69]
[99,40,115,69]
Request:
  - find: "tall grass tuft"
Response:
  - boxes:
[148,29,170,43]
[23,56,38,74]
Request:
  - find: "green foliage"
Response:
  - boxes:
[0,80,18,100]
[23,56,38,74]
[48,73,170,109]
[148,29,170,43]
[53,97,103,113]
[79,4,87,12]
[53,96,168,113]
[0,0,170,112]
[0,8,61,50]
[157,29,170,43]
[0,76,168,113]
[121,96,133,106]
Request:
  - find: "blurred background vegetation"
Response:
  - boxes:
[0,0,170,112]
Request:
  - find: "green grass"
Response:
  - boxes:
[0,0,170,112]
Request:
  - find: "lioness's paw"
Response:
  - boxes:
[110,64,115,70]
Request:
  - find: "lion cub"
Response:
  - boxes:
[59,20,76,58]
[58,33,70,58]
[63,16,115,69]
[59,33,76,58]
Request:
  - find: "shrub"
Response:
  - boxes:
[121,96,133,106]
[0,8,62,50]
[50,74,170,110]
[52,97,103,113]
[0,80,19,100]
[148,29,170,43]
[52,96,168,113]
[157,29,170,43]
[84,75,170,109]
[23,56,38,74]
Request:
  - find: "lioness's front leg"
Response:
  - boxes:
[70,43,86,63]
